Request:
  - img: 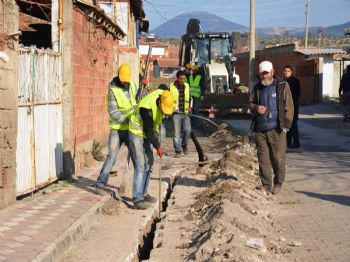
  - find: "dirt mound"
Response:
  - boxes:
[102,198,120,215]
[179,140,296,262]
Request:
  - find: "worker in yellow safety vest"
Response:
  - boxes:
[184,63,192,84]
[189,64,204,127]
[95,64,137,194]
[170,70,192,158]
[128,85,174,210]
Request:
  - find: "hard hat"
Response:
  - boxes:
[185,63,192,70]
[118,64,131,82]
[192,64,198,71]
[259,61,273,73]
[160,90,174,115]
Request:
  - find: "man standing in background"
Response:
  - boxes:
[170,70,192,157]
[284,65,301,148]
[249,61,294,195]
[184,63,192,84]
[339,65,350,122]
[189,64,204,128]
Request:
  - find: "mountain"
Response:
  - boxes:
[255,22,350,38]
[323,21,350,36]
[151,11,349,38]
[256,27,321,38]
[151,12,248,38]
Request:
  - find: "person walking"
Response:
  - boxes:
[170,70,192,157]
[128,86,174,210]
[189,65,204,128]
[248,61,294,195]
[283,65,301,148]
[339,65,350,122]
[95,64,137,194]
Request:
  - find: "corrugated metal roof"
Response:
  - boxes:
[296,48,346,55]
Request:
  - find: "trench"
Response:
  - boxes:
[138,176,179,261]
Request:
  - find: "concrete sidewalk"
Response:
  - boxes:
[0,145,165,262]
[0,137,207,262]
[0,153,113,262]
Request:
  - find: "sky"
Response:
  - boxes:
[143,0,350,29]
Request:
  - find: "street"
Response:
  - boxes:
[60,102,350,261]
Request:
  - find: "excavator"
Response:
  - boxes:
[179,19,249,113]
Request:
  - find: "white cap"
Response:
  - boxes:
[259,61,273,73]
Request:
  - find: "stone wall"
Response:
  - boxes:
[0,0,19,209]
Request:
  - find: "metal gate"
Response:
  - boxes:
[16,47,63,195]
[296,58,320,104]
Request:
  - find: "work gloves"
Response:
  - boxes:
[156,147,163,157]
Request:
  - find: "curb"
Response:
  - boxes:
[30,194,110,262]
[31,167,183,262]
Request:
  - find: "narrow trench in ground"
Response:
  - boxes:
[138,176,179,261]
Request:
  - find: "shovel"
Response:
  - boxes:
[118,151,130,197]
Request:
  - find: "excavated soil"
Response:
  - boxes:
[174,129,298,262]
[102,198,121,215]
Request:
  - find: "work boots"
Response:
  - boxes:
[182,145,189,155]
[134,200,151,210]
[272,184,282,195]
[144,194,157,203]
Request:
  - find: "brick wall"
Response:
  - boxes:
[235,43,320,104]
[72,10,117,147]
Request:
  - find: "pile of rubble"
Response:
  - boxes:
[179,130,300,262]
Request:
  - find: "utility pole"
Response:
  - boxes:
[304,0,310,49]
[249,0,256,90]
[318,28,322,48]
[113,0,117,23]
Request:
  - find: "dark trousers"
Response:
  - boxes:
[287,120,299,148]
[255,129,287,188]
[191,97,200,128]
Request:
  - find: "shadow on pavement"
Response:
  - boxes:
[296,191,350,207]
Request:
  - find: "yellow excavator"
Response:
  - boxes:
[179,19,249,113]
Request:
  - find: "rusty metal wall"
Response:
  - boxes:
[16,47,63,196]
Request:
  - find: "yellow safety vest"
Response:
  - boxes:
[129,89,164,138]
[169,82,190,113]
[189,74,202,98]
[108,81,137,130]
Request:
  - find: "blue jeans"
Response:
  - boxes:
[129,133,154,202]
[172,113,191,152]
[96,129,129,188]
[191,97,201,127]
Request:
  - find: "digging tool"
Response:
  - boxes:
[118,151,130,197]
[136,45,152,101]
[158,126,162,217]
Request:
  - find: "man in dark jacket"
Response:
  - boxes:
[284,65,301,148]
[339,65,350,122]
[249,61,294,195]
